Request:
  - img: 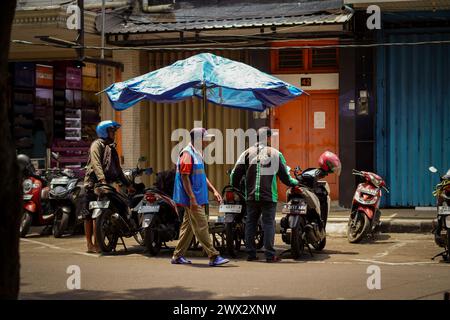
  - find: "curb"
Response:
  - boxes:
[208,216,435,235]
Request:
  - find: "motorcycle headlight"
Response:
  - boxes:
[23,179,33,194]
[355,191,378,205]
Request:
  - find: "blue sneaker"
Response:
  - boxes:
[171,256,192,265]
[209,256,230,267]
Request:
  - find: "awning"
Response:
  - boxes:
[98,0,353,36]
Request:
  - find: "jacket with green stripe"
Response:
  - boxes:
[230,143,299,203]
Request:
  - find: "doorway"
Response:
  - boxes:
[274,91,339,201]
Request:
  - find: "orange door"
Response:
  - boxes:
[274,91,339,202]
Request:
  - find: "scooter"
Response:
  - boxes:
[135,185,181,256]
[347,169,389,243]
[219,185,264,257]
[48,168,83,238]
[280,166,331,259]
[21,170,52,237]
[90,157,152,253]
[429,166,450,262]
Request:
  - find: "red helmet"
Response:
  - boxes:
[318,151,341,175]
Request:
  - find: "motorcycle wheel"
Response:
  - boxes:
[314,236,327,251]
[133,230,146,246]
[445,229,450,262]
[95,209,119,253]
[225,222,241,257]
[255,222,264,250]
[291,223,304,259]
[145,221,162,256]
[53,209,69,238]
[190,236,200,250]
[20,211,32,238]
[347,211,371,243]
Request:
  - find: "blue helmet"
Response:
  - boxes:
[96,120,121,139]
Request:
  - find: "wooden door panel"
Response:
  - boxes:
[275,91,339,201]
[308,95,339,199]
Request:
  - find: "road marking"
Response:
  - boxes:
[373,242,407,258]
[352,259,436,266]
[21,238,99,258]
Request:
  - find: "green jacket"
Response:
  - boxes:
[230,143,298,202]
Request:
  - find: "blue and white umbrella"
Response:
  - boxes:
[103,52,304,112]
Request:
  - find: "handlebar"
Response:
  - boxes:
[352,169,364,176]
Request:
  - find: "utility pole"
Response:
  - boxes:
[101,0,105,59]
[77,0,85,61]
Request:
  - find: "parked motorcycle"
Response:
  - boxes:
[280,166,331,259]
[347,169,389,243]
[429,166,450,262]
[20,168,52,237]
[135,185,181,256]
[219,185,264,257]
[90,157,152,253]
[48,168,83,238]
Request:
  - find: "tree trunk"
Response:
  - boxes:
[0,0,20,300]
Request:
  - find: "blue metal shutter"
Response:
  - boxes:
[376,32,450,206]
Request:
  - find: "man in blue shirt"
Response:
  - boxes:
[172,128,229,267]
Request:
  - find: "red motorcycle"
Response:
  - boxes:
[21,172,53,237]
[347,169,389,243]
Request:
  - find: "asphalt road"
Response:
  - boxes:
[19,229,450,300]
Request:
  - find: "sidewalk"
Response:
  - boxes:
[206,205,436,235]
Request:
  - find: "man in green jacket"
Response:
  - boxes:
[231,127,299,262]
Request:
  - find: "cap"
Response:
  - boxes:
[190,127,215,141]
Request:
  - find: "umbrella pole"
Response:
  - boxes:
[202,82,210,217]
[202,82,207,129]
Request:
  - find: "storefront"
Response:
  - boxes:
[8,61,102,174]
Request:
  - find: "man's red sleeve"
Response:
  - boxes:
[179,152,193,175]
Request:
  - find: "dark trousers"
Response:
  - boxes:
[245,201,277,259]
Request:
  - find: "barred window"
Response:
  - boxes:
[311,48,338,68]
[278,49,304,69]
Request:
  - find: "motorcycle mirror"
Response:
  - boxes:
[138,156,147,162]
[429,166,438,173]
[145,168,153,175]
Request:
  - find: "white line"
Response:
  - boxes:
[21,238,99,258]
[373,242,407,258]
[352,259,437,266]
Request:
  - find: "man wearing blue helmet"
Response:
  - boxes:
[82,120,134,253]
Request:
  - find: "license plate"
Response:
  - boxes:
[89,201,110,209]
[438,206,450,215]
[51,178,69,185]
[139,205,160,213]
[282,204,307,214]
[219,204,242,213]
